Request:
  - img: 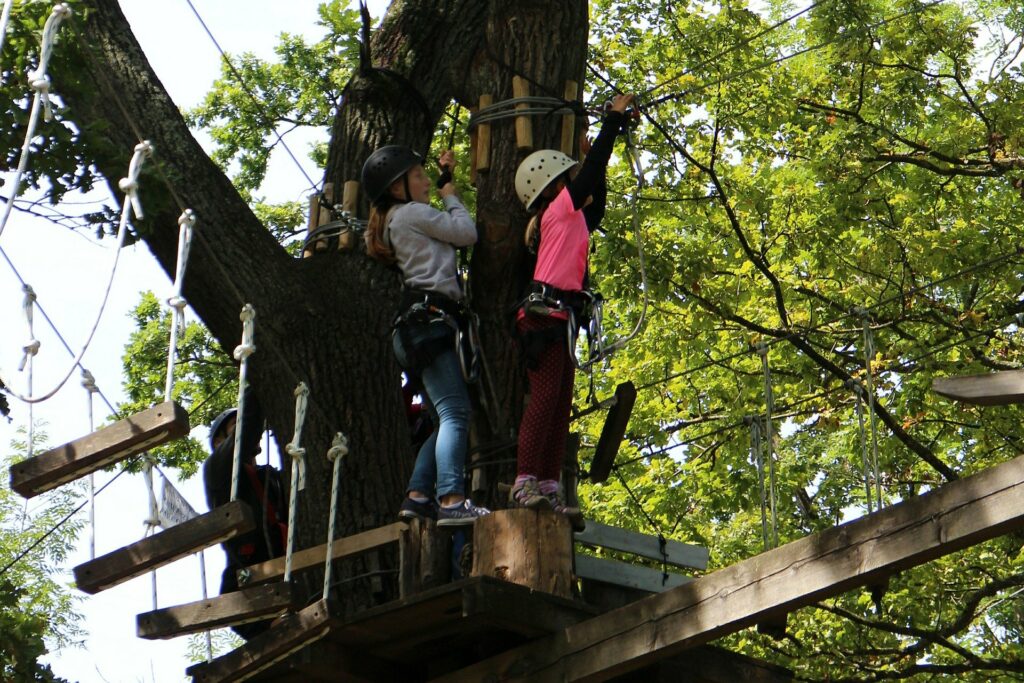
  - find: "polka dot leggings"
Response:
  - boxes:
[516,315,574,482]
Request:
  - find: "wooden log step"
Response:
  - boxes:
[185,599,334,683]
[574,519,709,571]
[239,521,403,587]
[74,500,254,595]
[136,582,300,640]
[932,369,1024,406]
[9,401,189,498]
[574,554,692,594]
[589,381,637,483]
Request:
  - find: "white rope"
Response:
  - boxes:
[322,432,348,600]
[18,285,37,458]
[848,379,874,514]
[858,308,883,507]
[757,343,779,549]
[2,141,152,404]
[164,210,196,401]
[142,455,160,610]
[283,382,309,583]
[0,3,72,242]
[0,0,15,78]
[229,304,256,502]
[81,368,98,559]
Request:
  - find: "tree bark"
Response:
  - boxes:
[59,0,588,612]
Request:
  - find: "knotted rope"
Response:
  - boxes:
[81,368,99,559]
[164,210,196,401]
[323,432,348,600]
[283,382,309,583]
[229,304,256,502]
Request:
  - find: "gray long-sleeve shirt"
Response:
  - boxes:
[386,195,477,301]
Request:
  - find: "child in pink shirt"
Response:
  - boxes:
[512,93,634,526]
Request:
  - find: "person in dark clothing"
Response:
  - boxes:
[202,387,288,640]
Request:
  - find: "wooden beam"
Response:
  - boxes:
[436,451,1024,682]
[589,382,637,483]
[185,599,334,683]
[136,582,300,640]
[574,554,691,594]
[932,369,1024,406]
[74,501,254,595]
[240,522,403,586]
[9,401,189,498]
[575,520,709,571]
[512,77,532,150]
[560,80,578,156]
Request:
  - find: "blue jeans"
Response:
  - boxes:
[393,322,470,499]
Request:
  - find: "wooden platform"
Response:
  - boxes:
[932,369,1024,406]
[9,401,189,498]
[188,577,599,682]
[74,500,254,594]
[137,582,300,640]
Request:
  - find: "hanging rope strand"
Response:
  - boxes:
[229,304,256,502]
[283,382,309,583]
[3,141,152,404]
[858,308,883,507]
[322,433,348,600]
[848,379,874,514]
[0,0,15,75]
[81,368,99,558]
[0,4,72,241]
[164,209,196,401]
[18,285,38,457]
[747,416,770,551]
[757,343,779,548]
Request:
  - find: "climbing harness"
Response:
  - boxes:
[283,382,309,583]
[322,432,349,600]
[229,304,256,502]
[0,4,72,241]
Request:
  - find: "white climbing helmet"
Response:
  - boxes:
[515,149,577,211]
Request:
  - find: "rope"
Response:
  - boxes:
[858,308,883,507]
[283,382,309,583]
[848,379,874,514]
[0,4,72,241]
[757,342,780,549]
[323,432,348,601]
[164,209,196,401]
[18,285,38,458]
[746,416,771,550]
[466,96,584,128]
[0,0,14,77]
[2,141,151,404]
[81,368,98,558]
[229,304,256,503]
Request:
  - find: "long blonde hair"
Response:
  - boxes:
[365,197,400,263]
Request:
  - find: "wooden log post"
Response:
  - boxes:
[398,517,451,598]
[560,80,578,156]
[471,509,574,599]
[303,182,334,258]
[338,180,360,251]
[512,77,533,151]
[476,94,493,175]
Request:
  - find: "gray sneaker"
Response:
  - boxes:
[510,478,553,510]
[437,499,491,527]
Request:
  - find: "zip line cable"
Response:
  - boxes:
[181,0,320,194]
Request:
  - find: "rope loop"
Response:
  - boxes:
[18,284,38,371]
[285,382,310,462]
[327,432,349,462]
[80,368,98,394]
[233,304,256,361]
[118,140,153,220]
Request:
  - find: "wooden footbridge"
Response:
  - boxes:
[9,373,1024,681]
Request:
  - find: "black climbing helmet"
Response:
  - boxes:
[361,145,423,204]
[209,408,237,451]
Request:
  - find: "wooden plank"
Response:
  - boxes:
[436,451,1024,682]
[476,94,493,173]
[574,520,709,571]
[338,180,359,251]
[136,582,300,640]
[560,80,578,156]
[932,369,1024,406]
[512,77,532,150]
[9,401,189,498]
[574,554,691,594]
[185,599,334,683]
[74,500,254,595]
[472,509,574,599]
[240,522,403,586]
[589,382,636,484]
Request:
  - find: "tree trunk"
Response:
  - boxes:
[60,0,587,613]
